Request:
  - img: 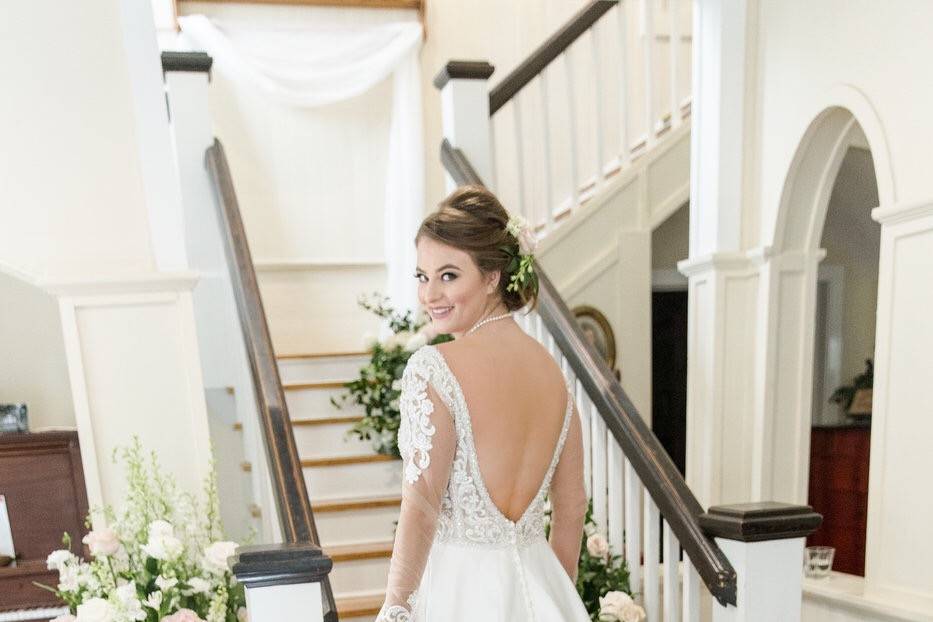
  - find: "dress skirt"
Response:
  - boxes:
[412,536,592,621]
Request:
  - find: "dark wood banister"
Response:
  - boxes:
[488,0,618,115]
[439,140,737,606]
[205,139,338,621]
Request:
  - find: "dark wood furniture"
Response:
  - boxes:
[807,423,871,576]
[0,431,88,612]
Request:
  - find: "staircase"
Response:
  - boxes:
[279,352,398,621]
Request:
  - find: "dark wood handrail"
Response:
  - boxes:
[205,140,338,621]
[488,0,618,115]
[439,139,737,606]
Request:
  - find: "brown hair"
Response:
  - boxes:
[416,185,539,312]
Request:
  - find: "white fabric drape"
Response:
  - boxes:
[179,15,423,313]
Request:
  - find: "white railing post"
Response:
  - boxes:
[435,61,496,191]
[700,502,822,622]
[231,544,331,622]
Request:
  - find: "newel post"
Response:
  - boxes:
[231,543,333,622]
[701,502,822,622]
[434,60,496,190]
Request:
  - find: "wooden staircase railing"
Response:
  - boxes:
[205,139,338,622]
[440,139,738,606]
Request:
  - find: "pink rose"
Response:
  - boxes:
[82,528,121,557]
[160,610,205,622]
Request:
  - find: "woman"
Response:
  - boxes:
[376,186,589,621]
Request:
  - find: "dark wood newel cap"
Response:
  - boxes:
[161,51,213,74]
[433,60,495,90]
[700,502,823,543]
[231,542,333,589]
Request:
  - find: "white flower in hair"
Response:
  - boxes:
[506,214,537,255]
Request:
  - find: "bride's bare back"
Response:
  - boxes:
[437,322,571,523]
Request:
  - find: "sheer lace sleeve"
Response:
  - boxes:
[548,402,586,583]
[376,347,456,621]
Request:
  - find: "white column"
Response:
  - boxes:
[689,0,758,256]
[702,502,821,622]
[435,61,495,190]
[678,252,762,508]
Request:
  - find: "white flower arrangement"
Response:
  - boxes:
[597,591,647,622]
[41,439,247,622]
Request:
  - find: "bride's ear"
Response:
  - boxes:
[484,269,501,295]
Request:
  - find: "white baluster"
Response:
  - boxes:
[591,408,608,534]
[590,24,605,185]
[663,521,681,622]
[682,553,701,622]
[607,436,624,556]
[643,493,660,618]
[668,0,682,127]
[512,96,528,220]
[624,459,642,596]
[576,382,593,497]
[563,52,580,208]
[617,0,631,165]
[642,0,656,147]
[538,69,555,234]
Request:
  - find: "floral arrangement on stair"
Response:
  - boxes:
[40,439,246,622]
[545,500,645,622]
[332,293,452,457]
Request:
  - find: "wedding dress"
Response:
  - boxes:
[376,343,590,621]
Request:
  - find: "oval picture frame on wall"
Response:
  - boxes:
[571,305,617,372]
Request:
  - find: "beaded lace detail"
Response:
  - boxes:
[410,345,574,549]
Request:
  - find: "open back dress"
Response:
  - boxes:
[375,343,590,621]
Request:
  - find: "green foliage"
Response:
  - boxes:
[332,293,451,457]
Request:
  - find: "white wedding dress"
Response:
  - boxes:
[376,343,591,621]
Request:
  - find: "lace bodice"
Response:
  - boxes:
[378,344,581,621]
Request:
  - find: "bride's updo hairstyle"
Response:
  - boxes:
[416,185,539,312]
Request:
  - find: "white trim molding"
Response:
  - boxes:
[871,198,933,226]
[252,258,386,272]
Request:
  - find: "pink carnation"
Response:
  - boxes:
[161,610,205,622]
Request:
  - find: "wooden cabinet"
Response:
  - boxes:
[0,431,89,612]
[807,424,871,576]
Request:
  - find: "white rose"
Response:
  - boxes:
[76,598,116,622]
[203,541,238,574]
[417,322,439,341]
[584,522,597,537]
[388,330,412,350]
[58,564,80,592]
[587,532,610,558]
[82,528,121,557]
[185,576,212,594]
[619,602,647,622]
[404,332,428,352]
[155,575,177,591]
[47,549,76,571]
[237,607,248,622]
[143,521,183,561]
[115,583,146,621]
[599,591,643,622]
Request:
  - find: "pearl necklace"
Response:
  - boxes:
[466,312,513,336]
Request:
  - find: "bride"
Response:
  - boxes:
[376,186,590,621]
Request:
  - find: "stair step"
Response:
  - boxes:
[284,380,349,391]
[336,591,384,620]
[313,494,401,513]
[285,384,363,419]
[302,454,395,468]
[327,547,392,595]
[303,455,401,500]
[326,540,394,562]
[278,351,368,384]
[312,494,400,547]
[293,417,372,458]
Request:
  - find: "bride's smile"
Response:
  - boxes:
[415,235,504,338]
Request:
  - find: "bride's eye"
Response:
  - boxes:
[441,272,457,282]
[414,273,427,283]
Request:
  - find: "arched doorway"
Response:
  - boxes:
[759,97,895,577]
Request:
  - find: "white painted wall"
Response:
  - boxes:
[0,1,155,281]
[0,1,214,515]
[684,0,933,613]
[0,272,74,430]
